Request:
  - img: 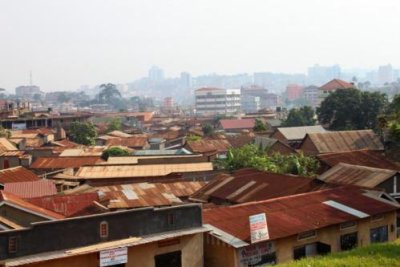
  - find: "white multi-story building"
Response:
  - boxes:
[195,88,241,116]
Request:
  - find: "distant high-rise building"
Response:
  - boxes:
[302,85,320,108]
[307,64,341,85]
[378,64,394,85]
[195,88,241,116]
[241,85,278,112]
[286,84,304,101]
[15,85,41,99]
[163,97,174,108]
[180,72,192,89]
[148,66,164,82]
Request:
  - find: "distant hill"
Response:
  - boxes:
[278,239,400,267]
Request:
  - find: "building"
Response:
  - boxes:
[299,130,384,156]
[195,88,241,116]
[271,125,326,148]
[15,85,42,99]
[307,64,341,85]
[163,97,174,108]
[0,204,205,267]
[218,119,255,132]
[203,186,399,266]
[302,85,320,108]
[378,64,394,85]
[241,86,279,112]
[318,79,355,105]
[148,66,164,82]
[254,136,297,155]
[286,84,304,101]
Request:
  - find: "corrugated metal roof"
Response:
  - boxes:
[190,169,329,203]
[203,186,399,243]
[220,119,255,130]
[0,167,40,185]
[186,138,231,154]
[27,193,101,217]
[4,180,57,199]
[277,125,326,141]
[107,131,133,138]
[30,157,103,169]
[59,147,105,157]
[65,181,205,209]
[306,130,384,153]
[75,162,213,179]
[106,136,148,148]
[317,163,398,188]
[0,191,64,219]
[0,138,17,154]
[317,150,400,170]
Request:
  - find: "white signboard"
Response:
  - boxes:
[249,213,270,244]
[99,247,128,267]
[239,242,275,265]
[11,122,27,130]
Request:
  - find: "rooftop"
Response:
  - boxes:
[30,156,103,169]
[219,119,255,130]
[320,79,355,91]
[0,167,40,185]
[276,125,326,141]
[4,180,57,199]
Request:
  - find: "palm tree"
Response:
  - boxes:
[98,83,121,103]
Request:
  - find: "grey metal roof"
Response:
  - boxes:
[277,125,326,141]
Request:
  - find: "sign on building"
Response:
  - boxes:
[11,122,27,130]
[99,247,128,267]
[249,213,269,244]
[239,242,275,265]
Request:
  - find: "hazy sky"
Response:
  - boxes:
[0,0,399,91]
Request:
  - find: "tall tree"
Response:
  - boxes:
[282,106,316,127]
[253,119,267,132]
[106,118,122,132]
[317,89,387,130]
[202,124,214,137]
[98,83,121,104]
[69,122,97,145]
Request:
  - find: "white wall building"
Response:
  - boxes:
[195,88,241,116]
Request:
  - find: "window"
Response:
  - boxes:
[340,232,358,251]
[8,236,17,253]
[100,221,108,238]
[155,251,181,267]
[293,242,331,260]
[297,230,316,241]
[370,226,388,243]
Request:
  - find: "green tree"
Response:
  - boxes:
[217,144,319,176]
[253,119,267,132]
[282,106,316,127]
[101,147,130,160]
[317,89,387,130]
[69,121,97,145]
[107,118,122,132]
[98,83,121,104]
[202,124,214,137]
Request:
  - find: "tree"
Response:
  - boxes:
[202,124,214,137]
[0,127,11,138]
[317,89,387,130]
[107,118,122,132]
[101,147,130,160]
[282,106,316,127]
[98,83,121,104]
[253,119,267,132]
[57,92,70,103]
[69,121,97,145]
[217,144,319,176]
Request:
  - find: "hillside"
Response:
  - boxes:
[278,239,400,267]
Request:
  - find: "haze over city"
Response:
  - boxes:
[1,0,399,91]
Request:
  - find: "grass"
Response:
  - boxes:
[277,239,400,267]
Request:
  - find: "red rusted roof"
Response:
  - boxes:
[320,79,355,91]
[185,138,231,154]
[106,136,149,148]
[191,169,329,203]
[21,128,55,135]
[27,193,101,217]
[30,156,103,169]
[0,167,40,185]
[203,186,399,243]
[0,191,64,219]
[0,138,17,154]
[317,150,400,170]
[220,119,255,130]
[225,134,255,148]
[4,180,57,198]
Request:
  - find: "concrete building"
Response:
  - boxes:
[286,84,304,101]
[378,64,394,85]
[302,85,320,108]
[15,85,42,99]
[148,66,164,82]
[307,64,341,85]
[195,88,241,116]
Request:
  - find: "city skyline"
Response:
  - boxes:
[1,0,399,91]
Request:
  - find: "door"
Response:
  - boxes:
[155,251,182,267]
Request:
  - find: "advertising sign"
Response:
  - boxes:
[99,247,128,267]
[249,213,269,244]
[239,242,275,265]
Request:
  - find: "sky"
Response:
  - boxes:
[0,0,399,91]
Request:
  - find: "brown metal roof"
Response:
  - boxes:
[305,130,384,153]
[185,138,231,154]
[317,163,398,188]
[203,186,399,243]
[4,180,57,199]
[75,162,213,179]
[0,138,17,154]
[30,157,103,169]
[317,150,400,170]
[106,136,149,148]
[190,169,329,203]
[0,167,40,185]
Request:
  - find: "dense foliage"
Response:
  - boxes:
[0,127,11,139]
[186,135,202,142]
[101,147,130,160]
[202,123,214,137]
[317,89,387,130]
[217,144,319,176]
[253,119,268,131]
[106,118,122,132]
[69,121,97,145]
[282,106,316,127]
